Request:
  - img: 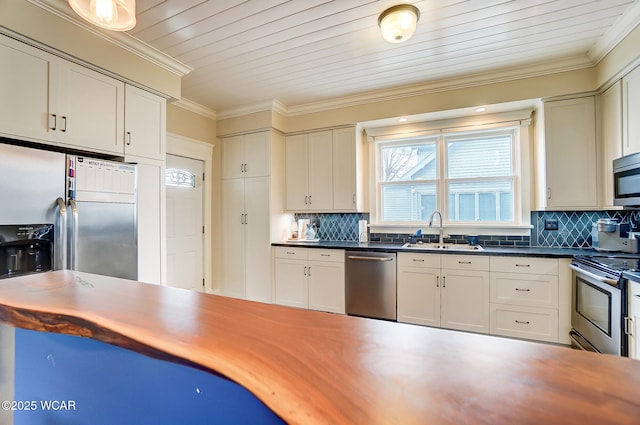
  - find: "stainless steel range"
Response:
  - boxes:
[569,255,640,356]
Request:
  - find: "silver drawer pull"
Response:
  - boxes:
[458,261,471,264]
[286,251,295,255]
[515,320,530,324]
[515,264,530,267]
[321,254,331,257]
[515,288,531,292]
[413,258,425,262]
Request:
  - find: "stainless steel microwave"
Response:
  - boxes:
[614,152,640,207]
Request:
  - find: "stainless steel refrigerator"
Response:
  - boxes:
[0,141,137,280]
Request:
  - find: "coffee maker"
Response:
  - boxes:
[592,219,639,253]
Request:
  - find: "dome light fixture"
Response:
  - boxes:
[68,0,136,31]
[378,4,420,43]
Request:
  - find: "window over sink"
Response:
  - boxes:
[366,109,533,234]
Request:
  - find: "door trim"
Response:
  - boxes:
[167,133,214,293]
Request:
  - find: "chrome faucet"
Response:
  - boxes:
[428,210,444,245]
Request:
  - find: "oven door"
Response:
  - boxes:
[570,264,623,355]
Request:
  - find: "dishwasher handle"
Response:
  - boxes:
[347,255,394,261]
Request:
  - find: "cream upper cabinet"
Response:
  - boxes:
[285,130,333,211]
[332,128,358,211]
[0,35,53,142]
[628,279,640,360]
[54,61,124,155]
[540,96,597,209]
[597,82,622,209]
[0,34,124,156]
[623,65,640,156]
[124,85,166,160]
[222,132,270,179]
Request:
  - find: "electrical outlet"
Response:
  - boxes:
[544,219,559,231]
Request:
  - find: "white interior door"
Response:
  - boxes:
[166,154,204,291]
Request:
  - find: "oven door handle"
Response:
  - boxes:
[569,264,618,286]
[569,330,600,353]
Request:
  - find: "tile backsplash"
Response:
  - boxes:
[295,210,640,248]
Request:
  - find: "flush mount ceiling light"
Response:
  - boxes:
[68,0,136,31]
[378,4,420,43]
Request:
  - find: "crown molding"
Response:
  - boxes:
[282,55,593,117]
[171,98,217,120]
[588,0,640,63]
[27,0,192,77]
[217,98,288,120]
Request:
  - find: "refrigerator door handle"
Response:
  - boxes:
[55,197,67,270]
[68,199,78,271]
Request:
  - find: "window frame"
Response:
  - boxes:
[368,115,532,235]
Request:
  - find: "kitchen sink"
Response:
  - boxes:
[401,242,484,252]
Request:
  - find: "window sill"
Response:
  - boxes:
[369,223,533,237]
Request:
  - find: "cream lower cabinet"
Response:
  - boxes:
[628,280,640,360]
[274,247,345,314]
[397,253,490,333]
[490,256,560,343]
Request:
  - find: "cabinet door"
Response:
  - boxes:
[244,177,271,303]
[332,128,357,210]
[308,260,345,314]
[55,61,124,155]
[244,132,270,177]
[0,35,52,142]
[441,269,490,333]
[222,136,245,179]
[623,65,640,155]
[124,85,166,160]
[397,266,440,327]
[598,82,622,208]
[285,134,309,210]
[543,97,597,208]
[629,281,640,360]
[220,179,246,299]
[274,259,308,308]
[307,131,333,210]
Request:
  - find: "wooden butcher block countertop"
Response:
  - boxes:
[1,270,640,424]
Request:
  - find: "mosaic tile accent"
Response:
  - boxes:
[295,210,640,248]
[531,210,640,248]
[294,213,369,241]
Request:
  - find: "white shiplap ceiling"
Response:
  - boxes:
[33,0,640,116]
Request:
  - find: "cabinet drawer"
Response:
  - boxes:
[398,252,440,268]
[490,304,559,343]
[441,254,489,271]
[308,249,344,263]
[491,273,558,308]
[274,246,308,260]
[490,256,558,275]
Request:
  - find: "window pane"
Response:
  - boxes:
[479,193,496,220]
[381,142,436,181]
[447,135,512,178]
[448,180,513,222]
[382,183,436,221]
[499,192,513,221]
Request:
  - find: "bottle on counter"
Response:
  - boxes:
[291,221,298,239]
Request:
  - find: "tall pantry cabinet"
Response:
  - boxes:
[220,131,286,303]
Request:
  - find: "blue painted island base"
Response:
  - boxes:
[13,328,285,425]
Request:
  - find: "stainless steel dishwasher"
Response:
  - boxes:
[345,251,397,320]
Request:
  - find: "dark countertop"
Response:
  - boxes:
[3,270,640,424]
[272,240,596,258]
